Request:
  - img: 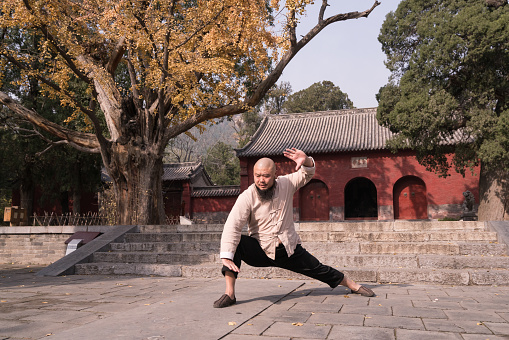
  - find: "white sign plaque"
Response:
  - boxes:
[351,157,368,168]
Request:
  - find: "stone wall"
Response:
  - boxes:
[0,226,111,265]
[0,234,69,265]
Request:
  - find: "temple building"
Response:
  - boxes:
[226,107,479,222]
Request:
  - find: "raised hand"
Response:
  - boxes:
[283,148,313,170]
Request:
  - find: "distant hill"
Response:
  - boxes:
[164,117,240,163]
[189,119,238,157]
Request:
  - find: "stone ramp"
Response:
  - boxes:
[36,225,138,277]
[74,221,509,285]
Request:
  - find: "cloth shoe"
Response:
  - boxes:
[351,285,375,297]
[213,294,236,308]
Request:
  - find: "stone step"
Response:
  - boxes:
[122,230,497,244]
[320,254,509,270]
[297,220,486,232]
[353,241,506,256]
[71,220,509,286]
[110,241,220,252]
[74,262,509,286]
[299,231,498,242]
[108,240,506,257]
[138,224,226,233]
[304,241,505,256]
[75,262,182,276]
[92,250,509,270]
[124,232,223,243]
[417,254,509,270]
[377,267,509,286]
[136,221,486,233]
[92,251,217,264]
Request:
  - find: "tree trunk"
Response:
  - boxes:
[72,161,82,214]
[60,191,70,214]
[19,162,34,223]
[19,181,33,223]
[106,143,165,225]
[72,191,81,214]
[477,164,509,221]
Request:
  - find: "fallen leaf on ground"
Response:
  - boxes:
[228,322,236,326]
[292,323,304,326]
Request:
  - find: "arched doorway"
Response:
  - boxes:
[393,176,428,220]
[344,178,378,219]
[300,180,329,221]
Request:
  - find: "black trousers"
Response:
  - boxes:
[221,235,345,288]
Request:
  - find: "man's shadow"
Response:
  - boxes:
[234,284,386,306]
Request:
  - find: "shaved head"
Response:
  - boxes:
[254,158,275,173]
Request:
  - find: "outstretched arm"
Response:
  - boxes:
[283,148,314,170]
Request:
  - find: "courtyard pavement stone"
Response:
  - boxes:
[1,264,509,339]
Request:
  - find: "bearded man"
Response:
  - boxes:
[214,148,375,308]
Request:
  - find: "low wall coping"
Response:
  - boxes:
[0,225,116,235]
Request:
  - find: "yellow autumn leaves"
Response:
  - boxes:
[0,0,316,127]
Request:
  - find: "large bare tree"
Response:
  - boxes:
[0,0,380,224]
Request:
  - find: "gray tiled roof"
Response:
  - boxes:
[236,108,468,157]
[162,162,203,181]
[192,186,240,197]
[102,162,207,182]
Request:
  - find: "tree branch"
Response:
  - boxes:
[319,0,328,24]
[76,55,123,140]
[169,5,226,53]
[246,1,381,107]
[125,51,143,113]
[1,51,108,149]
[133,12,164,69]
[1,53,95,116]
[0,91,100,152]
[21,0,91,84]
[289,10,297,47]
[165,1,382,139]
[106,36,126,75]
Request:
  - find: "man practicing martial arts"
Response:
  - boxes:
[214,148,375,308]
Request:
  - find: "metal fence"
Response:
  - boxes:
[27,212,184,226]
[31,212,109,226]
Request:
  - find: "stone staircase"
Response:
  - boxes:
[75,221,509,285]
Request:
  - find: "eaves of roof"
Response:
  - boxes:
[191,186,240,197]
[162,162,204,181]
[235,108,469,158]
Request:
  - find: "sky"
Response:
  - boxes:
[278,0,402,109]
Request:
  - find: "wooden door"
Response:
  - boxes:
[394,177,428,220]
[164,191,182,218]
[300,181,329,221]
